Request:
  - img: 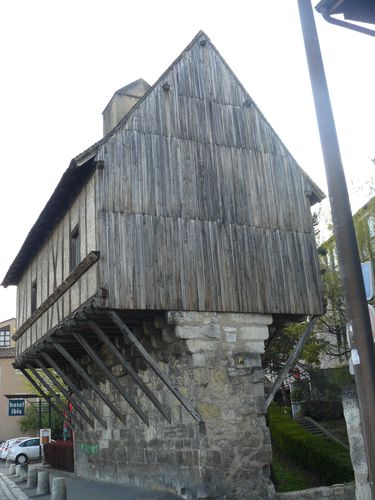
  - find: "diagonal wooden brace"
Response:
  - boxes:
[88,321,171,423]
[34,359,95,429]
[72,331,149,426]
[41,352,107,429]
[53,342,128,426]
[26,365,83,430]
[19,367,74,432]
[109,311,202,422]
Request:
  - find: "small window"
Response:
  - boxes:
[0,326,10,347]
[70,225,80,272]
[31,280,37,313]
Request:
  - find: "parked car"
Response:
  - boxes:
[7,437,41,464]
[0,437,31,461]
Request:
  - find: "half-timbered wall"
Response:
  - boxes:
[16,176,98,354]
[96,36,323,315]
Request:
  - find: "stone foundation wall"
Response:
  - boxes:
[73,311,275,499]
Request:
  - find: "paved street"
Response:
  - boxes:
[0,461,182,500]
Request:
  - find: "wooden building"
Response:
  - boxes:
[2,32,324,499]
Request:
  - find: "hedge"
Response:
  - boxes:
[43,440,74,472]
[268,404,353,485]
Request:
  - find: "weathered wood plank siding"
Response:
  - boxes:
[96,38,323,315]
[16,176,98,350]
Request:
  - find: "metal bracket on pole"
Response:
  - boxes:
[319,8,375,37]
[41,351,107,429]
[109,311,202,422]
[266,316,317,408]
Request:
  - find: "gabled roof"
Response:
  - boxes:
[2,30,325,287]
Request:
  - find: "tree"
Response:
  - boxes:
[20,369,66,440]
[20,401,64,439]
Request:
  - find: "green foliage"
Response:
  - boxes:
[263,321,328,375]
[20,369,66,440]
[268,404,353,485]
[272,449,317,492]
[20,403,64,440]
[317,196,375,363]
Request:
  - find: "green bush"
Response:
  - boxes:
[302,400,343,421]
[269,404,353,485]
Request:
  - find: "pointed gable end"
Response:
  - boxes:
[95,31,324,315]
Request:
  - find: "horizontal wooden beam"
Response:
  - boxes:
[109,311,202,422]
[14,251,100,340]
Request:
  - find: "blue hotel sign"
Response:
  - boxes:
[8,399,25,416]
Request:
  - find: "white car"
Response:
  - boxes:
[0,437,31,461]
[7,437,41,464]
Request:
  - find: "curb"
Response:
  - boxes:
[0,472,28,499]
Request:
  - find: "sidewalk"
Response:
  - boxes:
[0,462,182,500]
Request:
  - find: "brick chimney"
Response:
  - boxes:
[102,78,151,136]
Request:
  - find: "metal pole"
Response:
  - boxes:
[48,397,52,430]
[297,1,375,495]
[39,398,42,461]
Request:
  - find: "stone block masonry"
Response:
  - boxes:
[74,311,276,499]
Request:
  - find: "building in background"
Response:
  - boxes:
[0,318,28,441]
[319,196,375,368]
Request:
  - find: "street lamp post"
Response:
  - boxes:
[297,0,375,495]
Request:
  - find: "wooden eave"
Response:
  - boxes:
[1,155,97,287]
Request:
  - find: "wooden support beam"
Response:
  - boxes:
[41,352,107,429]
[14,251,100,340]
[26,365,83,430]
[265,316,317,408]
[72,332,149,426]
[109,311,202,422]
[34,359,95,429]
[88,321,171,423]
[19,368,74,432]
[53,343,128,426]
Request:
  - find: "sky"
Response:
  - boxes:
[0,0,374,321]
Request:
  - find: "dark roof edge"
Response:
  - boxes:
[2,156,97,286]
